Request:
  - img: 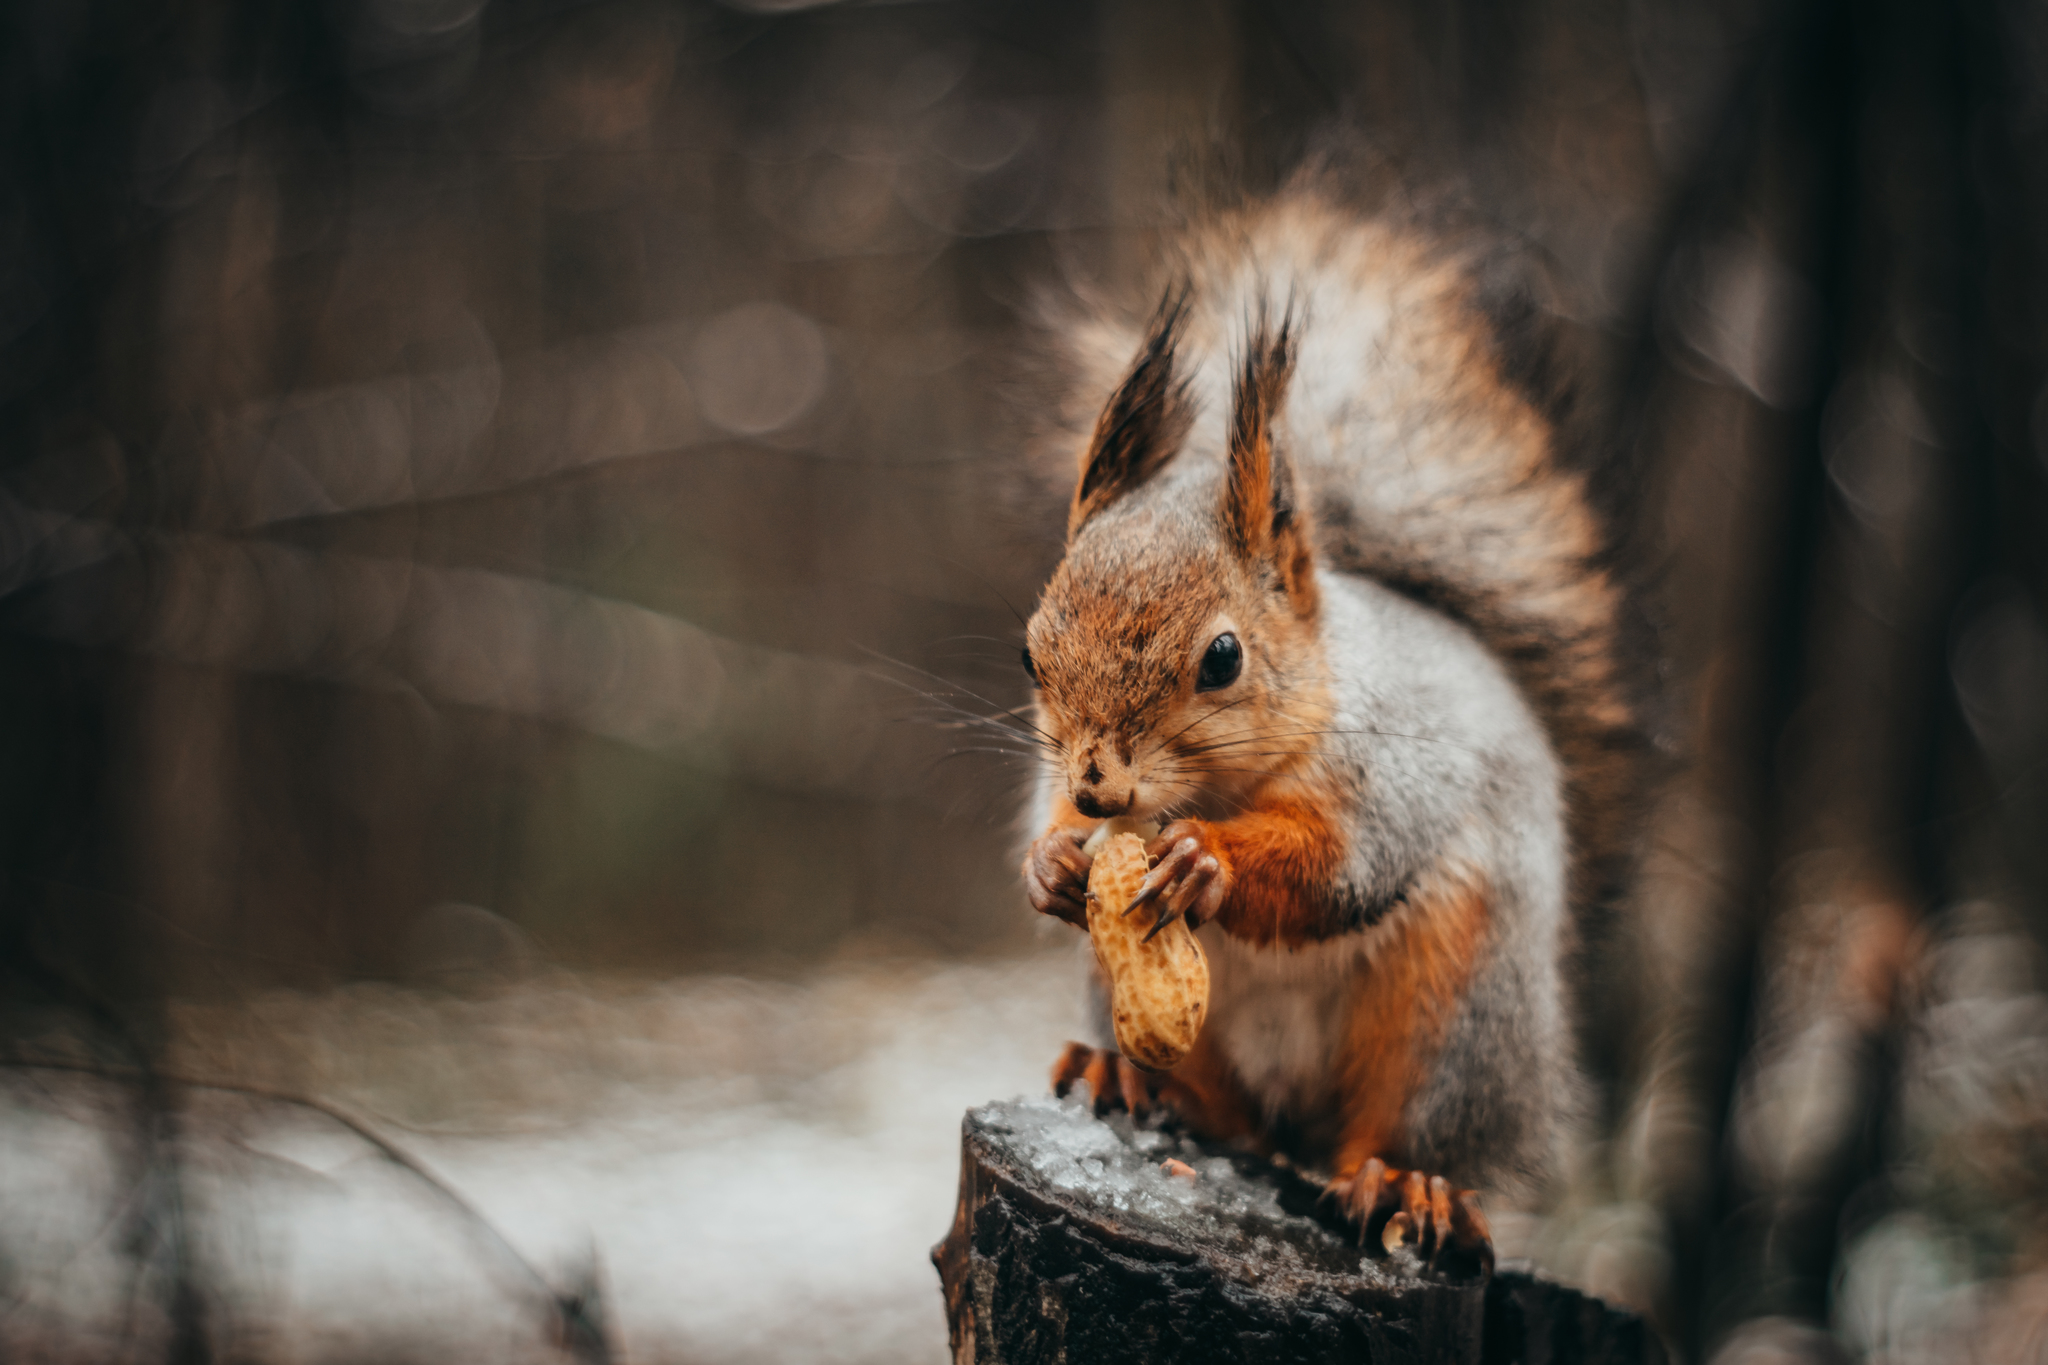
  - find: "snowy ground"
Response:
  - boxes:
[0,950,1092,1364]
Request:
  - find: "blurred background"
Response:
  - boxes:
[1,0,2045,1361]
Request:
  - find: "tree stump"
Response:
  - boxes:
[933,1098,1665,1365]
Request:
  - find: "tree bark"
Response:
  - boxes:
[933,1099,1664,1365]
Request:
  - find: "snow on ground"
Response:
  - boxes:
[0,949,1092,1364]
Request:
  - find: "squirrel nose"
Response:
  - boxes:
[1072,787,1131,819]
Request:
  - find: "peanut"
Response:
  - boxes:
[1084,820,1210,1072]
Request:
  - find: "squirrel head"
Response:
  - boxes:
[1024,290,1327,823]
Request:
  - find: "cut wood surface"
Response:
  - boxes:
[933,1098,1666,1365]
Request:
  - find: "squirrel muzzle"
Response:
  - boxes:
[1067,742,1136,819]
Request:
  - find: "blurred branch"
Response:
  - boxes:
[2,1055,614,1363]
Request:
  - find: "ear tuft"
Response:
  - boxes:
[1068,282,1196,536]
[1222,301,1317,614]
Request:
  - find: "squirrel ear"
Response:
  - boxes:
[1223,306,1317,615]
[1068,282,1195,537]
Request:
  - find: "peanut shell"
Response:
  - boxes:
[1086,828,1210,1072]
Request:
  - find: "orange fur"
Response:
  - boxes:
[1199,798,1346,950]
[1330,873,1492,1174]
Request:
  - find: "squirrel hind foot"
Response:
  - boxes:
[1050,1041,1163,1119]
[1322,1157,1495,1280]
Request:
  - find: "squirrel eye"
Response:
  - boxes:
[1021,646,1039,685]
[1196,633,1242,692]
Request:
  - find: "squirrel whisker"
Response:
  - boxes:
[1152,695,1260,752]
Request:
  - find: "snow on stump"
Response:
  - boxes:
[932,1097,1665,1365]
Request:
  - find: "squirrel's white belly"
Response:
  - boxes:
[1196,924,1375,1122]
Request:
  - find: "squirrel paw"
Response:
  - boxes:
[1050,1041,1164,1118]
[1024,828,1092,928]
[1126,820,1228,940]
[1322,1158,1494,1278]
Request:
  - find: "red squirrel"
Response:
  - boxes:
[1018,179,1647,1273]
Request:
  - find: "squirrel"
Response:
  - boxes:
[1016,173,1650,1274]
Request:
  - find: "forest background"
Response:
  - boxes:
[2,0,2046,1361]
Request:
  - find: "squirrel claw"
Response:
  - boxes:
[1140,899,1187,942]
[1024,827,1093,928]
[1131,825,1227,936]
[1123,879,1165,917]
[1324,1159,1493,1279]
